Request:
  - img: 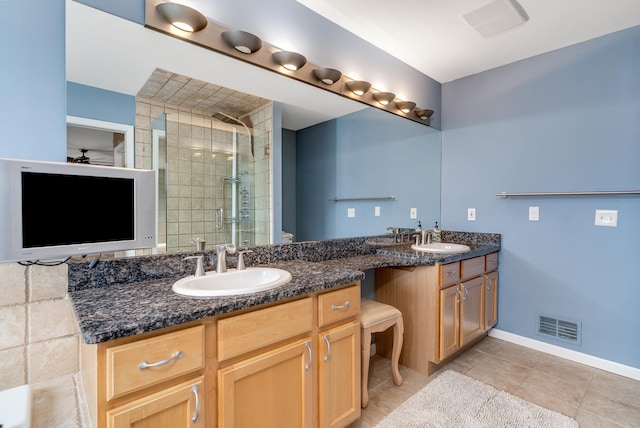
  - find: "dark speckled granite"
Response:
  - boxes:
[68,231,500,344]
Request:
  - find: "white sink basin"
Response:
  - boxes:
[411,242,471,254]
[172,267,292,297]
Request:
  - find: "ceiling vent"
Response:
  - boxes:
[461,0,529,37]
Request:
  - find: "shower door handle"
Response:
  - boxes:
[215,208,224,229]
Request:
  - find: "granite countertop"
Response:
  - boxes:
[69,233,500,345]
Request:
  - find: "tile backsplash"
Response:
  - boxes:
[0,263,89,427]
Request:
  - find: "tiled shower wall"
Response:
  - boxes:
[0,263,89,427]
[136,99,273,253]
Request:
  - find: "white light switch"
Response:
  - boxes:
[410,208,417,219]
[468,208,476,221]
[529,206,539,221]
[595,209,617,227]
[374,206,381,217]
[347,208,355,218]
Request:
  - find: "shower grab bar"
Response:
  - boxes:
[496,190,640,198]
[329,196,395,202]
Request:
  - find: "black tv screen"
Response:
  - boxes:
[21,172,135,248]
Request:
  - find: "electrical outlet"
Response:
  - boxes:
[529,206,539,221]
[410,208,417,219]
[595,209,617,227]
[374,206,381,217]
[468,208,476,221]
[347,208,355,218]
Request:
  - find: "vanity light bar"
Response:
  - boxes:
[146,0,434,127]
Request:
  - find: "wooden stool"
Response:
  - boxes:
[360,298,404,408]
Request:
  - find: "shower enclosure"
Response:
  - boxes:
[150,107,272,253]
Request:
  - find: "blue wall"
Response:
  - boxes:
[296,119,338,241]
[296,108,441,241]
[0,0,66,161]
[67,82,136,125]
[282,129,297,236]
[441,26,640,368]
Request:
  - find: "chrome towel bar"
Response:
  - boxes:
[329,196,395,202]
[496,190,640,198]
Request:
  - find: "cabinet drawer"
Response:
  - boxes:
[106,325,204,400]
[439,262,460,287]
[218,298,313,361]
[317,284,360,328]
[486,252,498,272]
[461,256,485,280]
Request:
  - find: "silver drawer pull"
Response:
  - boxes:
[139,351,183,370]
[191,384,200,423]
[446,270,457,276]
[331,300,351,310]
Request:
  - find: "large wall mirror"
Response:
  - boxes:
[66,1,441,256]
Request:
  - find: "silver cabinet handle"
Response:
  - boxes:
[191,384,200,423]
[446,270,458,277]
[331,300,351,310]
[455,288,462,304]
[462,286,468,301]
[487,277,493,291]
[304,341,312,371]
[323,335,331,362]
[138,351,183,370]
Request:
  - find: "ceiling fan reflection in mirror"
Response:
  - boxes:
[67,149,113,166]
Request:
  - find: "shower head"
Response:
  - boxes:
[212,112,254,158]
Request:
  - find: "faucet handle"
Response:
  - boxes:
[237,250,254,270]
[184,255,205,277]
[225,244,237,255]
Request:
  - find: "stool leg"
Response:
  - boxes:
[361,328,372,408]
[391,317,403,386]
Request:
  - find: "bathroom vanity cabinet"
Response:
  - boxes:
[218,284,361,428]
[81,324,210,428]
[375,253,499,375]
[80,282,361,428]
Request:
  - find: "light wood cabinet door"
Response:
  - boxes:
[439,285,461,360]
[484,271,498,330]
[107,377,204,428]
[218,337,313,428]
[318,320,361,428]
[460,276,484,346]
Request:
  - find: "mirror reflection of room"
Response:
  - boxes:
[138,69,273,253]
[66,126,125,167]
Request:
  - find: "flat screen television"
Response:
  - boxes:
[0,158,156,263]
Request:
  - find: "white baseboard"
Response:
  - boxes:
[489,329,640,381]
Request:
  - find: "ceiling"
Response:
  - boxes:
[293,0,640,83]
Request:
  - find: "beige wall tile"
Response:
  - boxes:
[0,263,27,306]
[0,346,26,389]
[28,336,79,383]
[29,264,68,302]
[0,305,26,349]
[31,374,80,428]
[29,299,79,343]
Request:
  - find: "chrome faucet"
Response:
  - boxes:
[386,226,399,234]
[184,255,205,277]
[421,229,432,245]
[237,250,253,270]
[216,244,237,273]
